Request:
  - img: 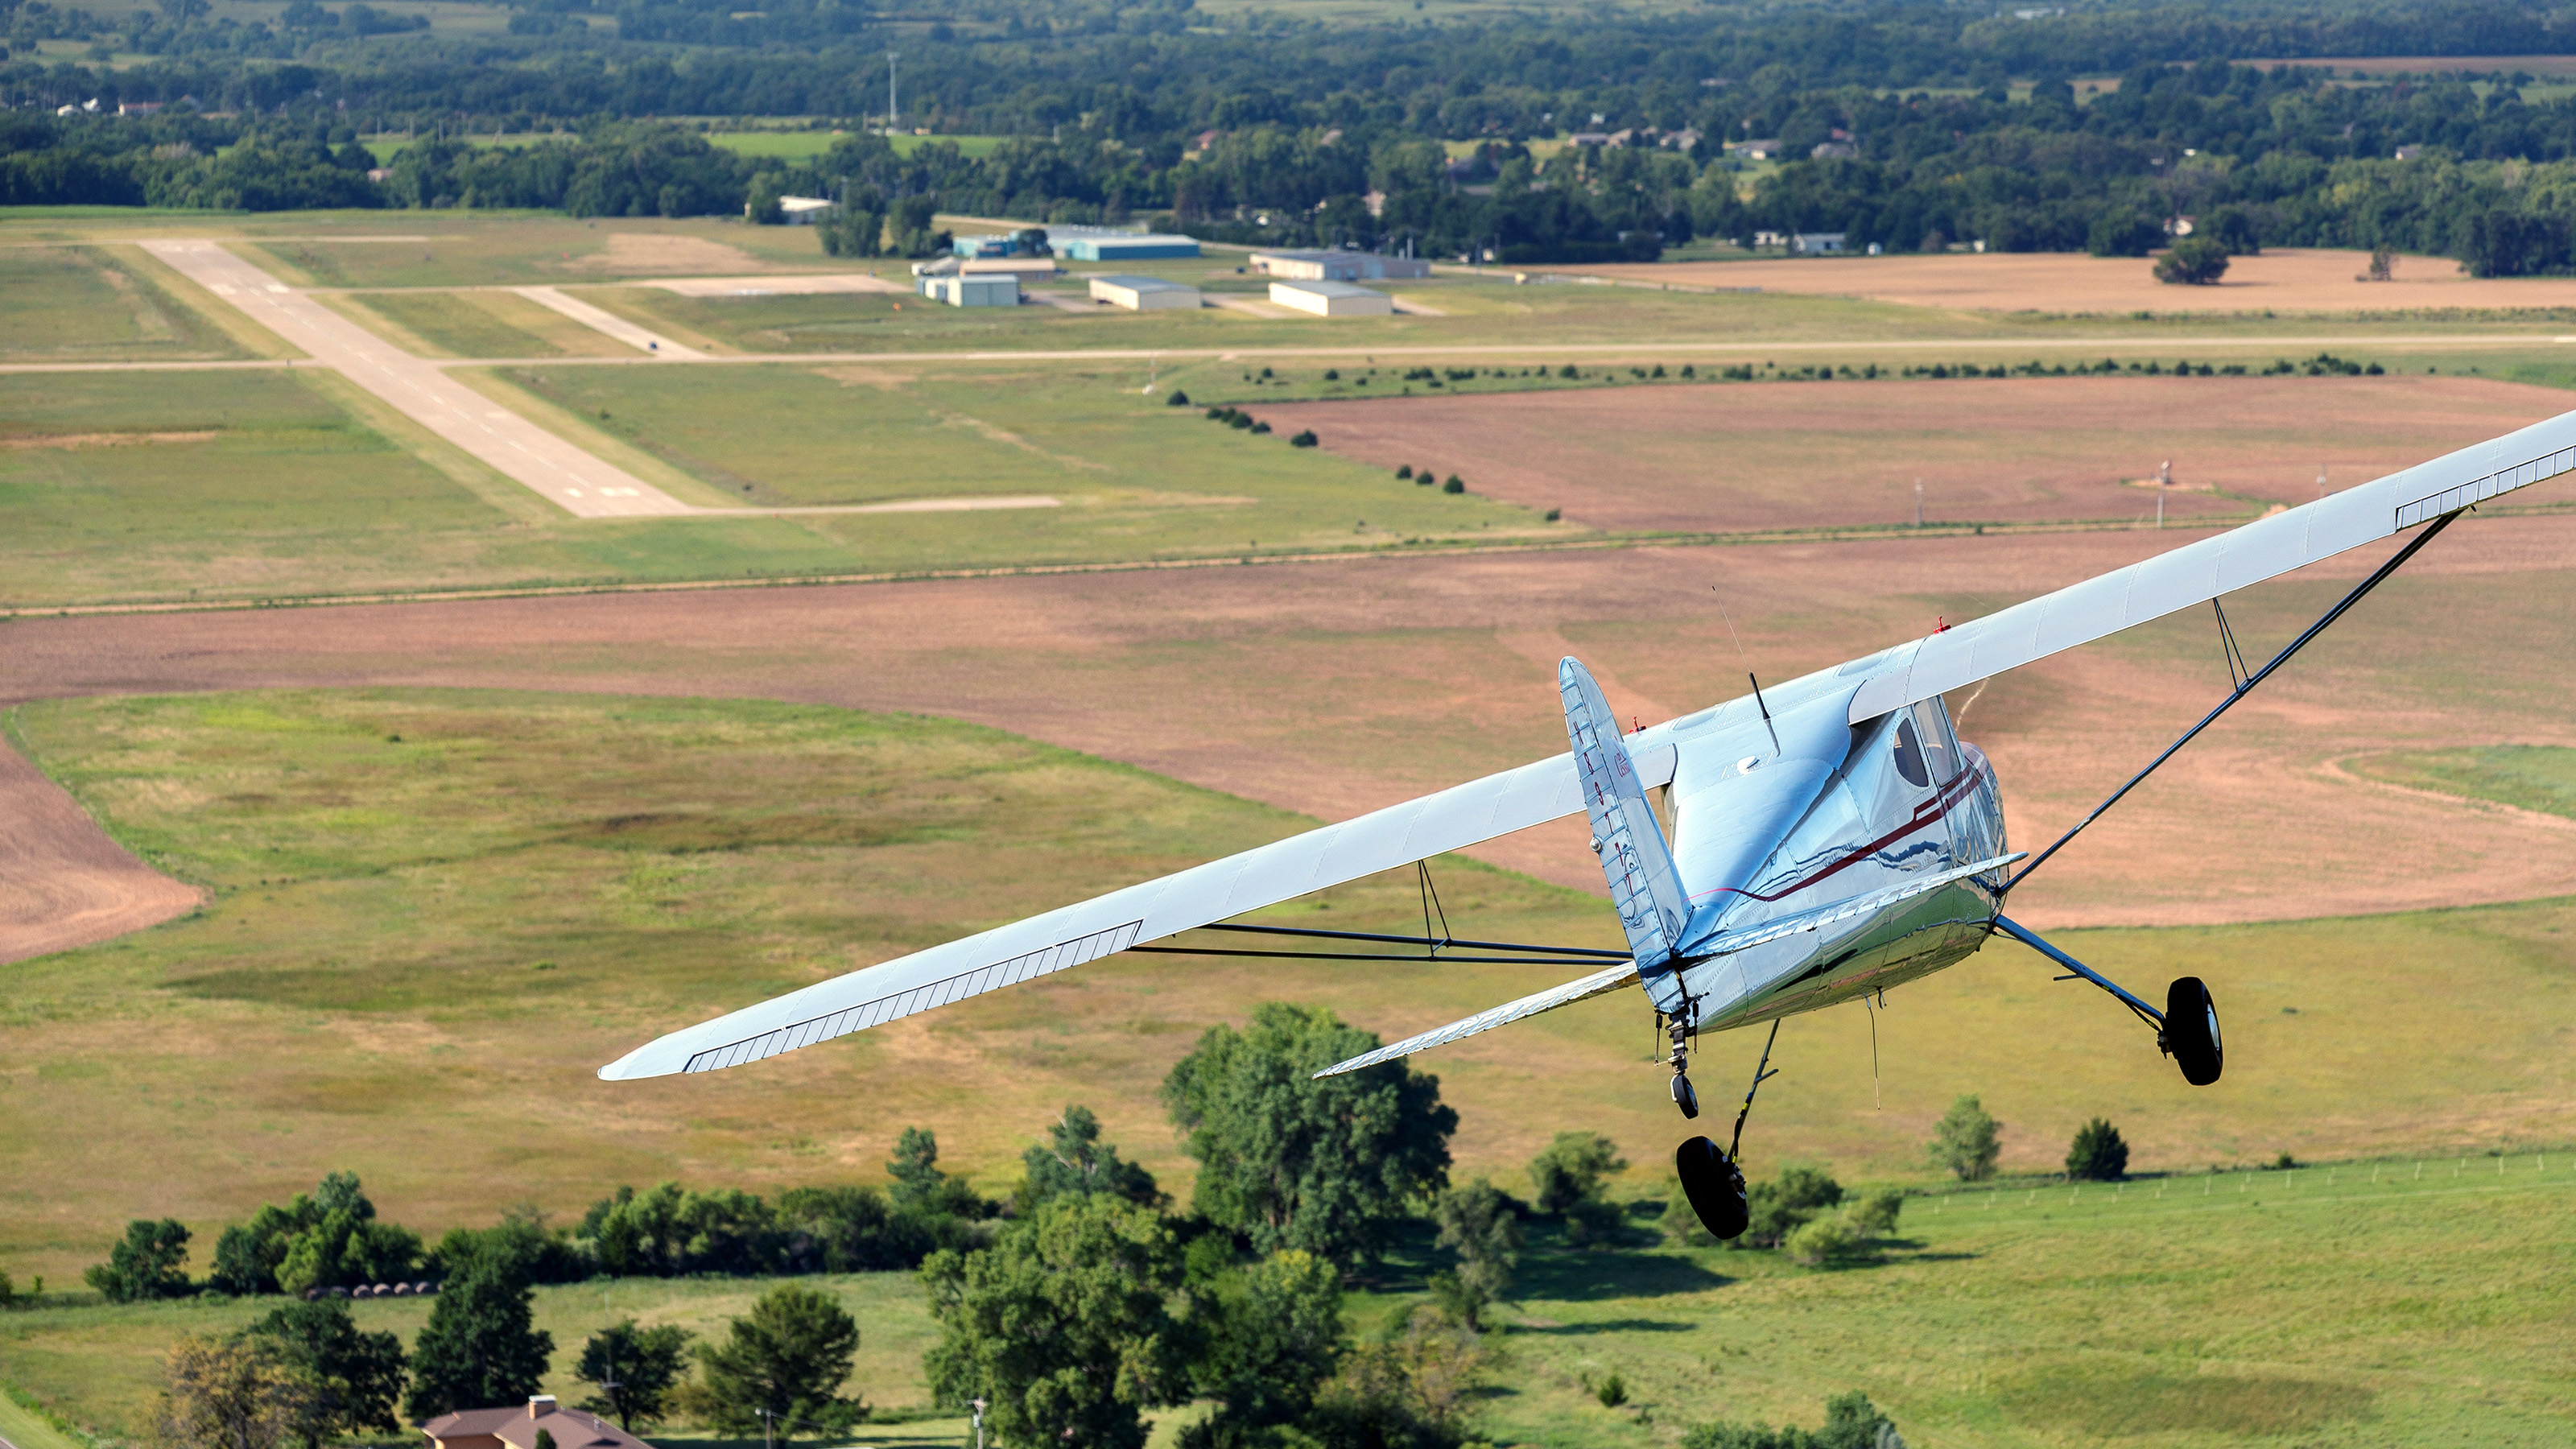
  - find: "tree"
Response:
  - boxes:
[1019,1105,1163,1212]
[1926,1096,2003,1182]
[246,1299,407,1448]
[157,1335,309,1449]
[1162,1002,1457,1266]
[887,1126,987,1219]
[1429,1180,1521,1331]
[1527,1131,1627,1245]
[575,1320,692,1430]
[2066,1118,2129,1182]
[1307,1304,1491,1449]
[2203,205,2260,255]
[2085,210,2161,258]
[923,1195,1189,1449]
[88,1218,193,1302]
[685,1285,862,1437]
[403,1256,555,1420]
[2153,235,2230,285]
[1185,1249,1348,1448]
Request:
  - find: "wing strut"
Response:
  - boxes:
[2004,506,2465,894]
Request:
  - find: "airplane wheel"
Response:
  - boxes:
[1671,1073,1700,1120]
[2165,976,2223,1086]
[1674,1135,1748,1240]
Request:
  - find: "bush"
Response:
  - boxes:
[1848,1190,1903,1236]
[1782,1215,1861,1266]
[1430,1179,1521,1328]
[1396,464,1413,479]
[1167,390,1191,407]
[1594,1370,1628,1407]
[1926,1095,2002,1182]
[2066,1117,2129,1182]
[2153,235,2231,285]
[1290,430,1319,448]
[1739,1166,1843,1249]
[1681,1391,1899,1449]
[1441,476,1464,493]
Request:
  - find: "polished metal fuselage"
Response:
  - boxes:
[1637,690,2010,1033]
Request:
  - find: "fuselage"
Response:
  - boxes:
[1637,691,2010,1033]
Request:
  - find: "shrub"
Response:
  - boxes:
[1681,1391,1899,1449]
[1927,1095,2002,1181]
[1415,469,1435,485]
[1166,390,1191,407]
[1680,364,1696,377]
[1430,1179,1521,1329]
[2153,234,2231,285]
[1441,476,1464,493]
[1558,364,1579,378]
[1544,508,1562,522]
[1595,1370,1629,1407]
[1740,1166,1843,1249]
[1290,430,1319,448]
[1324,368,1341,380]
[1251,421,1273,435]
[1848,1190,1903,1236]
[2066,1117,2129,1182]
[1396,464,1414,479]
[1783,1215,1861,1266]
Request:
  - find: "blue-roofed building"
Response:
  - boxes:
[1053,231,1200,262]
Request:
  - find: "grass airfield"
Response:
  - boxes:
[2,208,2575,1444]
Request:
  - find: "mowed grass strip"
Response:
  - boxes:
[6,688,2573,1290]
[0,245,246,362]
[330,287,639,359]
[2,1162,2566,1447]
[492,361,1549,543]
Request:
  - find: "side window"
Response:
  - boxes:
[1912,700,1959,785]
[1892,716,1930,788]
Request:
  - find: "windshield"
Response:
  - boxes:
[1892,716,1930,787]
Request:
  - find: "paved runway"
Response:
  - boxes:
[140,241,694,519]
[515,284,709,358]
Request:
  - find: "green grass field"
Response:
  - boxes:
[0,359,1552,608]
[2,1149,2567,1445]
[4,688,2570,1306]
[2350,744,2576,816]
[0,245,248,363]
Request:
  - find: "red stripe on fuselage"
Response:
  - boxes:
[1690,762,1991,906]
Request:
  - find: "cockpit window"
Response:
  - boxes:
[1913,700,1959,785]
[1892,716,1931,787]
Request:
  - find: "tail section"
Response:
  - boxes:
[1562,657,1689,971]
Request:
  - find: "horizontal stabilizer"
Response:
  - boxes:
[1315,852,2025,1077]
[1313,960,1641,1079]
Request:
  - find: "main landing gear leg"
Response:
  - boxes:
[1992,914,2223,1087]
[1674,1019,1779,1241]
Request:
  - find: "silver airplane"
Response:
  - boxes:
[602,409,2576,1237]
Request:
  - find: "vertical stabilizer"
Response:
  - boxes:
[1562,657,1689,971]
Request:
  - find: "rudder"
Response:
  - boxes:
[1561,656,1688,971]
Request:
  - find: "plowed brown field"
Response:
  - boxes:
[1571,246,2576,313]
[8,501,2575,932]
[1257,375,2571,531]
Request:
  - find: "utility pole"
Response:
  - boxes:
[972,1398,989,1449]
[758,1409,774,1449]
[2317,462,2328,497]
[887,50,899,134]
[2157,458,2170,528]
[1913,477,1922,528]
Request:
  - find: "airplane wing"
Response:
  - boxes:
[604,408,2574,1083]
[599,744,1678,1080]
[1843,406,2576,722]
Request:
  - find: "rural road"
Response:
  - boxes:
[138,241,695,519]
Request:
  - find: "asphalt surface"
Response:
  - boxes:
[139,241,694,519]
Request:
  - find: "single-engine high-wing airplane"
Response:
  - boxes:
[604,408,2576,1238]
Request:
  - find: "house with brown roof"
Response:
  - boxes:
[422,1396,654,1449]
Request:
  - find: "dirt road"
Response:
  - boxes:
[138,241,696,519]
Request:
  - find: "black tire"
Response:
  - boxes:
[2166,976,2223,1086]
[1674,1135,1749,1240]
[1671,1073,1700,1120]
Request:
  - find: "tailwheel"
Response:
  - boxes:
[2163,976,2223,1086]
[1674,1135,1748,1240]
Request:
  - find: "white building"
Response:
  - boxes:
[920,272,1022,307]
[778,196,836,224]
[1249,250,1431,283]
[1088,275,1201,310]
[1790,232,1847,255]
[1269,279,1392,317]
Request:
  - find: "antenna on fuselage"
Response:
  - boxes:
[1714,588,1783,755]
